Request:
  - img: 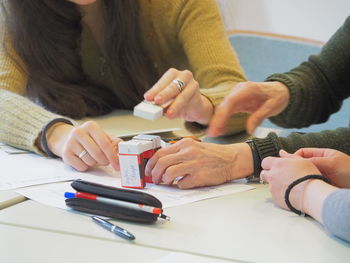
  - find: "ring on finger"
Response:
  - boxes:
[78,149,88,159]
[259,171,266,185]
[172,79,185,93]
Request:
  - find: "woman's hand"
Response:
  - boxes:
[144,68,214,125]
[260,151,322,212]
[46,121,122,172]
[145,138,253,189]
[208,81,290,136]
[293,148,350,188]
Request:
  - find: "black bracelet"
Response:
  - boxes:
[41,118,73,158]
[285,174,331,215]
[245,140,262,181]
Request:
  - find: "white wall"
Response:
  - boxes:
[217,0,350,42]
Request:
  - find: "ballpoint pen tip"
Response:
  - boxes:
[160,214,170,221]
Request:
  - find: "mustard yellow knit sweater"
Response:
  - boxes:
[0,0,247,154]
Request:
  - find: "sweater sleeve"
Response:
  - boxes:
[252,127,350,161]
[0,25,65,154]
[173,0,248,135]
[322,189,350,243]
[266,16,350,128]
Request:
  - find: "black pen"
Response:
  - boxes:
[92,216,135,240]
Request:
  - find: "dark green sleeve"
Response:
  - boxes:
[252,127,350,160]
[266,16,350,128]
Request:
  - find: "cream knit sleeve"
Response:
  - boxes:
[0,28,63,154]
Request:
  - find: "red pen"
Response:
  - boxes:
[65,191,166,217]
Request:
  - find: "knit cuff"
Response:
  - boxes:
[252,132,281,160]
[0,90,74,155]
[265,74,300,127]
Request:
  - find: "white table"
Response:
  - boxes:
[1,111,349,262]
[0,184,349,263]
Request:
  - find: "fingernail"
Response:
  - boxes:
[154,95,162,102]
[279,149,288,156]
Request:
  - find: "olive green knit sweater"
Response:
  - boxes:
[253,16,350,158]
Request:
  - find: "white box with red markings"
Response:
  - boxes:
[118,135,161,189]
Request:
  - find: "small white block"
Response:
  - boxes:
[133,101,163,120]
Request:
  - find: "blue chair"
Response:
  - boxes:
[228,30,350,133]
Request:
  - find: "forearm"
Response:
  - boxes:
[176,0,248,135]
[267,17,350,128]
[302,180,338,223]
[252,127,350,161]
[322,189,350,243]
[0,89,64,154]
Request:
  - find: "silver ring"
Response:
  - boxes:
[172,79,185,93]
[78,149,88,159]
[259,172,266,185]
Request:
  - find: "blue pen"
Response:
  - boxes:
[91,216,135,241]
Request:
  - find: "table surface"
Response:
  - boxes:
[1,184,349,263]
[1,111,349,263]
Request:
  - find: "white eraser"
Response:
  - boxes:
[133,101,163,120]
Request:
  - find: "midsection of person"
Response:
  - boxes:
[0,0,247,172]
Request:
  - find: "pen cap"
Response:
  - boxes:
[64,192,76,198]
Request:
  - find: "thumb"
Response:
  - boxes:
[247,101,275,134]
[279,149,302,159]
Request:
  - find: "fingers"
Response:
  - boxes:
[279,149,302,159]
[62,121,120,171]
[261,156,279,170]
[144,69,193,105]
[208,88,250,137]
[84,122,120,170]
[294,148,327,158]
[62,142,87,172]
[246,100,277,134]
[144,68,177,101]
[145,143,180,178]
[145,138,202,185]
[165,78,199,119]
[176,171,203,189]
[150,152,190,184]
[260,170,271,184]
[109,136,123,170]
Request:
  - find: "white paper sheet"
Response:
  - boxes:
[0,151,80,190]
[0,128,181,190]
[15,173,254,210]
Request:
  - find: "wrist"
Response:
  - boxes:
[302,179,338,223]
[285,175,331,217]
[47,123,74,157]
[245,139,261,182]
[228,143,254,180]
[196,95,214,125]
